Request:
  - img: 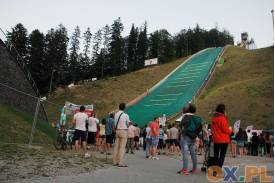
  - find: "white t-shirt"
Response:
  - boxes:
[87,117,99,132]
[170,127,179,139]
[114,110,130,130]
[74,112,88,131]
[128,125,136,138]
[247,132,253,143]
[146,127,151,138]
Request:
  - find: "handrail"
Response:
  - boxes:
[0,27,48,122]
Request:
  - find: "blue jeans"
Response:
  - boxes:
[180,135,197,170]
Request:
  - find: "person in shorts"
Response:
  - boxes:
[134,124,140,150]
[73,106,90,158]
[149,117,160,160]
[126,122,136,154]
[145,124,151,158]
[99,119,106,153]
[87,113,99,150]
[106,113,115,155]
[158,125,165,154]
[170,123,179,155]
[165,125,172,155]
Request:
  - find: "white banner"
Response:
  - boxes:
[64,101,93,115]
[144,58,158,66]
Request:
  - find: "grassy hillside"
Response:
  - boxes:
[46,57,187,122]
[0,104,56,144]
[46,46,273,130]
[196,46,273,129]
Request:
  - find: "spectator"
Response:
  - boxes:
[72,106,90,158]
[236,128,245,156]
[170,123,179,155]
[99,119,106,154]
[246,129,252,155]
[126,122,136,154]
[134,124,140,150]
[251,132,259,156]
[258,133,266,156]
[142,125,147,151]
[158,125,165,155]
[113,103,130,167]
[149,118,160,160]
[145,124,151,158]
[211,104,232,172]
[230,130,237,158]
[165,125,172,155]
[87,113,99,151]
[179,103,202,175]
[265,133,272,157]
[106,113,115,155]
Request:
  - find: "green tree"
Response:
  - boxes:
[81,27,92,79]
[109,17,125,76]
[6,23,29,62]
[136,22,148,69]
[92,29,103,78]
[148,29,174,63]
[101,25,111,78]
[126,24,138,71]
[148,30,159,59]
[69,26,81,82]
[44,24,69,93]
[174,29,188,58]
[28,29,47,93]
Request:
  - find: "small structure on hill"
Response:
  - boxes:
[237,32,257,50]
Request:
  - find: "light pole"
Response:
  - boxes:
[271,10,274,31]
[48,68,55,97]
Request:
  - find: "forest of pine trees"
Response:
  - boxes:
[5,18,234,94]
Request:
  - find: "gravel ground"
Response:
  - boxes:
[0,144,112,183]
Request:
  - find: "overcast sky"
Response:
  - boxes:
[0,0,274,48]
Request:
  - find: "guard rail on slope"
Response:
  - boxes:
[0,28,48,122]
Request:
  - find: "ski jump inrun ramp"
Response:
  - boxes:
[125,47,224,127]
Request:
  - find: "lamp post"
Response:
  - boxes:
[271,10,274,31]
[48,68,55,97]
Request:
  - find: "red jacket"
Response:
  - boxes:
[211,112,231,143]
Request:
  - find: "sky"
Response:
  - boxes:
[0,0,274,48]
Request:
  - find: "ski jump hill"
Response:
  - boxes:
[125,47,224,127]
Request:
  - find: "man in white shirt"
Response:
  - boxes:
[72,106,90,158]
[113,103,130,167]
[87,113,99,150]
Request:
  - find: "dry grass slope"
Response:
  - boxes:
[196,46,274,129]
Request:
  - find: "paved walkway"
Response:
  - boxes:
[11,150,274,183]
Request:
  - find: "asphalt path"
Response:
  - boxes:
[11,150,274,183]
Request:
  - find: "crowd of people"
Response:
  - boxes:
[70,102,274,174]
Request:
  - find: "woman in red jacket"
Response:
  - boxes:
[211,104,232,168]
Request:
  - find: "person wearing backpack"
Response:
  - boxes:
[178,103,203,175]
